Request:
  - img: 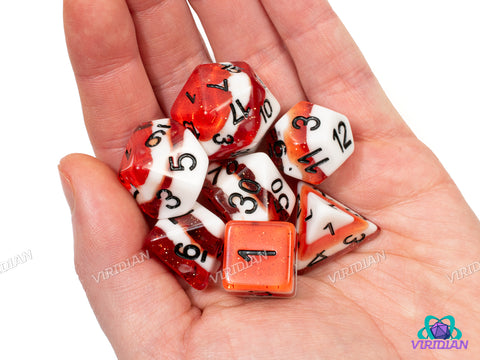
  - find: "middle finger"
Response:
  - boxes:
[189,0,306,113]
[126,0,211,113]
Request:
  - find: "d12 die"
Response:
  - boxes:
[119,119,209,219]
[171,62,280,161]
[222,221,296,297]
[202,152,295,222]
[145,203,225,290]
[296,182,379,272]
[268,101,354,185]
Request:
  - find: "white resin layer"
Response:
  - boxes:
[136,119,209,219]
[274,103,355,179]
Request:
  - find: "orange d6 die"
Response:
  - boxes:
[222,221,296,297]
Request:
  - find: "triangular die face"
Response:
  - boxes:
[304,192,355,245]
[296,183,369,259]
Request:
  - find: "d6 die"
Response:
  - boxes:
[171,62,280,161]
[222,221,296,297]
[296,182,379,272]
[268,101,354,184]
[119,119,209,219]
[202,152,295,222]
[145,203,225,290]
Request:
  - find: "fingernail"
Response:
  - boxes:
[58,166,75,212]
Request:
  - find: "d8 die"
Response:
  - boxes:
[202,152,295,222]
[145,203,225,290]
[119,119,209,219]
[171,62,280,161]
[296,182,379,272]
[222,221,296,297]
[268,101,354,184]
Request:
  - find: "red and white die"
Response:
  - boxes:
[171,62,280,161]
[268,101,354,185]
[118,119,209,219]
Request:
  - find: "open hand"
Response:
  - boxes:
[60,0,480,358]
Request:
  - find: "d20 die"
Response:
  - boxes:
[171,62,280,161]
[296,182,379,273]
[202,152,295,222]
[145,203,225,290]
[268,101,354,184]
[222,221,296,297]
[119,119,209,219]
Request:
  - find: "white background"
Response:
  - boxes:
[0,1,479,358]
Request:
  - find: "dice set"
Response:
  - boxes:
[118,61,379,296]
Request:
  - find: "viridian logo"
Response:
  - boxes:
[412,315,468,350]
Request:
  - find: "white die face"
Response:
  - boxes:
[204,152,295,221]
[295,182,379,271]
[272,102,354,184]
[247,86,281,152]
[123,119,210,219]
[308,105,354,176]
[297,192,356,246]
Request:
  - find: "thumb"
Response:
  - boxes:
[58,153,198,359]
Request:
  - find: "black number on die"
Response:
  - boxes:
[231,100,251,126]
[307,250,328,267]
[169,153,197,171]
[273,194,290,213]
[323,222,335,235]
[145,123,171,147]
[168,209,194,225]
[206,79,229,92]
[238,179,261,194]
[297,147,329,173]
[213,133,234,145]
[221,64,243,73]
[271,178,290,212]
[271,178,283,193]
[185,91,196,104]
[292,115,321,131]
[156,189,181,209]
[269,140,286,158]
[333,121,352,153]
[225,160,239,175]
[207,165,222,186]
[259,98,273,124]
[228,193,258,214]
[174,243,208,263]
[183,121,200,139]
[343,233,366,245]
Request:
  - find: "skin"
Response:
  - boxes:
[60,0,480,359]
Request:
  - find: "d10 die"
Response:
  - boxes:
[268,101,354,185]
[296,182,379,272]
[222,221,296,297]
[202,152,295,222]
[145,203,225,290]
[171,62,280,161]
[119,119,209,219]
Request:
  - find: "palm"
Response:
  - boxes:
[62,0,480,359]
